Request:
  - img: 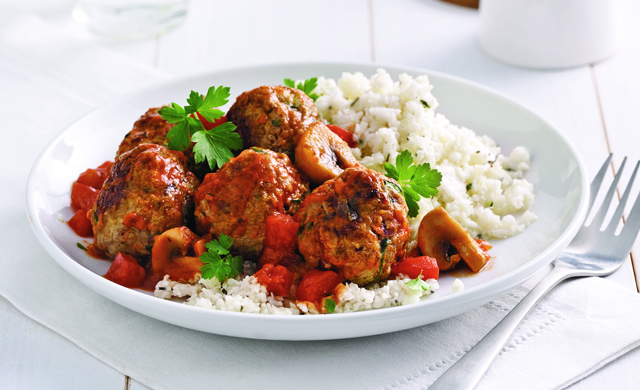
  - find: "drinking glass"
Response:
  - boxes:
[72,0,189,39]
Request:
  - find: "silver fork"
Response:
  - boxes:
[430,154,640,390]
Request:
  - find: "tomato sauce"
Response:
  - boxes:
[86,243,109,260]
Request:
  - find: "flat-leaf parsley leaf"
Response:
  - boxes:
[284,77,319,101]
[384,150,442,218]
[191,122,243,170]
[159,86,242,169]
[200,234,244,282]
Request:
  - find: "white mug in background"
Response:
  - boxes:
[478,0,621,69]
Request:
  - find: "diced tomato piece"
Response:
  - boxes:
[97,161,113,171]
[68,209,93,237]
[265,214,299,253]
[391,256,439,280]
[76,168,108,189]
[326,124,357,148]
[104,252,145,288]
[255,264,295,296]
[196,113,228,130]
[70,182,98,211]
[259,214,300,267]
[296,269,343,303]
[76,161,113,190]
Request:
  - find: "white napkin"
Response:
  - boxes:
[2,9,640,390]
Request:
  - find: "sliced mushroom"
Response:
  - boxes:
[417,207,491,272]
[193,233,213,257]
[295,122,359,185]
[151,226,204,282]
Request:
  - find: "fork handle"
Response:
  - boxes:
[429,265,575,390]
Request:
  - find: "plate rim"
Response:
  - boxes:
[25,61,590,339]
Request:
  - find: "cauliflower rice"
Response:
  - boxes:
[155,267,438,315]
[154,69,537,314]
[315,69,536,240]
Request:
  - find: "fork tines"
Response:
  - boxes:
[589,155,640,251]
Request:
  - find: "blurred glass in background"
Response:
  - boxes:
[72,0,188,39]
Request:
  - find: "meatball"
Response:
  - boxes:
[227,85,319,158]
[116,107,209,180]
[116,107,174,158]
[295,167,410,286]
[194,148,308,259]
[91,144,199,259]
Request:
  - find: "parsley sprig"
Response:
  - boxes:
[284,77,319,101]
[384,150,442,218]
[158,86,242,170]
[199,234,244,283]
[405,271,432,292]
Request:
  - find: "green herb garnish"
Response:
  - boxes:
[251,147,268,154]
[405,271,432,292]
[325,298,336,313]
[199,234,244,282]
[374,238,391,282]
[159,86,242,170]
[420,99,430,109]
[76,243,87,251]
[284,77,319,101]
[383,150,442,218]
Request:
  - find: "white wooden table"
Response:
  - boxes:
[2,0,640,388]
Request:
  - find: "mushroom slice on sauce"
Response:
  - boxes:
[295,122,359,185]
[151,226,203,282]
[417,207,491,273]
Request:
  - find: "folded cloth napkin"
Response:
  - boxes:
[2,9,640,390]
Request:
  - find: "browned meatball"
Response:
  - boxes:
[295,167,410,286]
[116,107,210,180]
[194,148,308,259]
[117,107,173,158]
[91,144,199,259]
[227,85,319,158]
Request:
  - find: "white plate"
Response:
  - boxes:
[26,63,588,340]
